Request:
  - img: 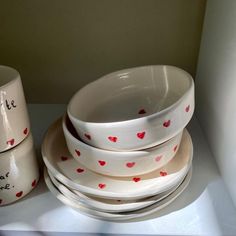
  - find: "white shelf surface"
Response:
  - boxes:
[1,104,236,236]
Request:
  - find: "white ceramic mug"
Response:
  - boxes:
[0,65,30,152]
[0,133,39,206]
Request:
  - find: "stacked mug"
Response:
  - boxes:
[0,65,39,206]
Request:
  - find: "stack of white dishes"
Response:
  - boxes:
[0,65,39,206]
[42,65,194,221]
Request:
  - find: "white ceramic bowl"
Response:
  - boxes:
[68,65,194,151]
[0,65,31,152]
[63,115,183,177]
[0,133,39,206]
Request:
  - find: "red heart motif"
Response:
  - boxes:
[61,156,68,161]
[23,128,28,135]
[32,179,37,187]
[155,155,162,162]
[16,191,23,198]
[126,162,135,168]
[137,132,145,139]
[185,105,190,112]
[77,168,85,173]
[98,160,106,166]
[75,149,81,156]
[98,183,106,189]
[163,120,171,128]
[6,139,15,146]
[160,171,168,176]
[0,199,2,204]
[133,177,141,182]
[84,133,91,140]
[108,136,117,142]
[174,145,178,152]
[138,109,146,114]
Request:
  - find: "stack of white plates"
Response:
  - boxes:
[41,118,193,221]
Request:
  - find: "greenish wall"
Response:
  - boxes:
[0,0,206,103]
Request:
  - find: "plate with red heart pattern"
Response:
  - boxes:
[44,166,192,221]
[47,167,186,213]
[41,118,193,200]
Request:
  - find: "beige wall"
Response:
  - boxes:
[0,0,206,103]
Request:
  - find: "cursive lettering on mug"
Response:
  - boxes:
[0,99,17,110]
[0,172,10,180]
[0,172,13,191]
[0,183,11,191]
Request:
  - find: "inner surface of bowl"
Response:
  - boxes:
[0,65,19,87]
[69,65,192,123]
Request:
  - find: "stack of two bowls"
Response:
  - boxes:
[42,65,194,221]
[0,66,39,206]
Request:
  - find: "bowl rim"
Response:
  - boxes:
[67,65,194,127]
[0,65,20,89]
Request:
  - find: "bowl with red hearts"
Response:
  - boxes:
[62,115,183,177]
[67,65,194,151]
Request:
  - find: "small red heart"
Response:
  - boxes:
[23,128,28,135]
[174,145,178,152]
[133,177,141,182]
[98,160,106,166]
[108,136,117,142]
[155,155,162,162]
[163,120,171,128]
[84,133,91,140]
[16,191,23,198]
[0,199,2,204]
[126,162,135,168]
[77,168,85,173]
[61,156,68,161]
[137,132,145,139]
[185,105,190,112]
[138,109,146,114]
[75,149,81,156]
[98,183,106,189]
[6,139,14,146]
[32,179,37,187]
[160,171,168,176]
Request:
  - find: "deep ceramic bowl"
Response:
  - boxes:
[0,65,31,152]
[67,65,194,151]
[0,133,39,206]
[63,115,183,177]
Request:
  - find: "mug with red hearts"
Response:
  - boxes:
[0,133,39,206]
[0,65,30,152]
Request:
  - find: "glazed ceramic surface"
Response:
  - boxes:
[48,168,184,213]
[44,167,192,221]
[63,115,183,177]
[68,65,194,151]
[0,65,31,152]
[42,118,193,200]
[0,133,39,206]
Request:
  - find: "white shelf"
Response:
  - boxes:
[1,104,236,236]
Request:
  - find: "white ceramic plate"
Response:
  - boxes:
[41,118,193,200]
[44,167,192,221]
[48,169,185,213]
